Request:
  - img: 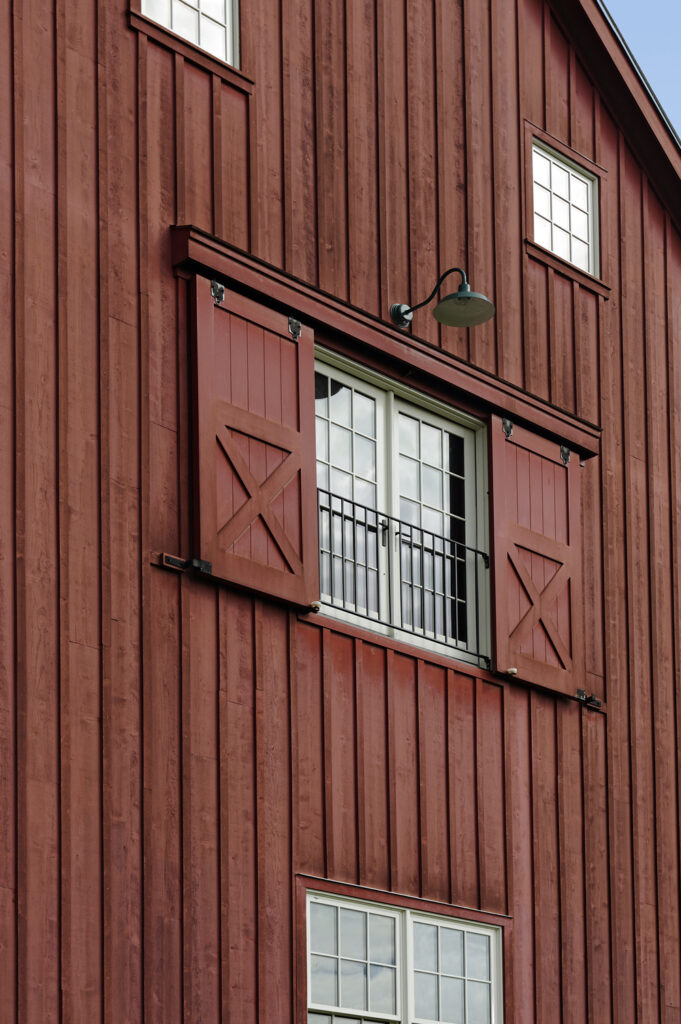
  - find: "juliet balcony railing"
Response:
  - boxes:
[317,489,490,666]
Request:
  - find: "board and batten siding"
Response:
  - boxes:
[2,0,681,1021]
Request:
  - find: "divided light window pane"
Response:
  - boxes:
[532,140,598,277]
[141,0,237,65]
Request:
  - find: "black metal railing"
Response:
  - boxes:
[318,489,490,665]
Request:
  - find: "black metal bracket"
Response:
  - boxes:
[160,552,213,575]
[211,280,225,305]
[576,688,602,709]
[502,418,513,440]
[288,317,302,339]
[560,445,571,466]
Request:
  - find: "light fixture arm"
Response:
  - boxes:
[390,267,470,327]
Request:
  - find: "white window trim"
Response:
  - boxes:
[532,139,599,277]
[141,0,239,67]
[315,348,490,667]
[306,891,504,1024]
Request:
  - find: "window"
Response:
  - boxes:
[306,892,503,1024]
[314,354,489,665]
[141,0,238,65]
[532,140,598,276]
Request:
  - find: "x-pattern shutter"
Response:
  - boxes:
[491,416,584,695]
[192,277,318,606]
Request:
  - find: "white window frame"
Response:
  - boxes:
[314,349,490,667]
[306,891,504,1024]
[141,0,239,67]
[532,139,599,277]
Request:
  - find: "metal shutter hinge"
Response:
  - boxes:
[502,418,513,439]
[560,445,571,465]
[211,280,225,304]
[288,317,302,339]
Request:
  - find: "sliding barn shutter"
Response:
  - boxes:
[491,415,584,696]
[192,276,319,606]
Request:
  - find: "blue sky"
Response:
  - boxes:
[604,0,681,135]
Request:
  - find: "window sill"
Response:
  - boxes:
[524,239,611,298]
[128,10,254,93]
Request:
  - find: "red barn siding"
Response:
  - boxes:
[2,0,681,1021]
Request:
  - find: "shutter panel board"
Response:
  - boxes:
[491,415,584,696]
[192,277,318,605]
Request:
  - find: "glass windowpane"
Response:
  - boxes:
[571,238,589,271]
[553,225,570,259]
[445,433,464,476]
[571,207,589,241]
[533,150,551,187]
[369,964,396,1014]
[533,183,551,218]
[422,507,443,537]
[370,914,396,965]
[308,1014,332,1024]
[340,959,367,1011]
[200,0,224,20]
[440,927,464,976]
[355,435,376,481]
[315,373,329,415]
[399,414,419,456]
[330,424,352,471]
[400,456,420,500]
[331,469,352,499]
[422,466,443,508]
[441,976,465,1023]
[467,981,491,1024]
[354,392,375,437]
[466,933,490,980]
[310,903,337,955]
[354,478,376,509]
[400,498,420,527]
[414,923,438,971]
[552,163,569,198]
[329,383,352,427]
[552,194,570,230]
[421,423,442,466]
[172,0,198,41]
[316,419,328,461]
[340,909,366,959]
[316,461,329,490]
[534,214,552,250]
[311,955,338,1006]
[200,15,225,58]
[414,971,438,1020]
[571,176,589,210]
[142,0,171,26]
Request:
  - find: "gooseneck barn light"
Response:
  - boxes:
[390,267,495,329]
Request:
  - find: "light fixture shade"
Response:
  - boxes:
[433,288,496,327]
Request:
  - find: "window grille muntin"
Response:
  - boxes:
[314,357,489,666]
[532,140,598,276]
[307,893,503,1024]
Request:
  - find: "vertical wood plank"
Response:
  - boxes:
[293,620,325,877]
[220,590,257,1024]
[557,703,587,1023]
[504,685,535,1023]
[448,671,479,908]
[476,680,506,914]
[356,641,390,891]
[531,693,561,1022]
[323,630,358,883]
[250,0,283,265]
[387,651,420,894]
[221,84,250,250]
[182,580,220,1023]
[255,602,292,1024]
[417,662,449,902]
[406,0,438,348]
[582,710,612,1023]
[282,0,316,283]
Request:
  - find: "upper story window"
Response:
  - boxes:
[307,891,503,1024]
[141,0,238,65]
[314,354,489,666]
[532,140,598,276]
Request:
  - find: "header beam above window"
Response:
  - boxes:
[172,227,601,460]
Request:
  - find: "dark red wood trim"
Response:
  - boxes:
[524,240,611,298]
[128,10,254,93]
[295,873,512,922]
[172,226,601,459]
